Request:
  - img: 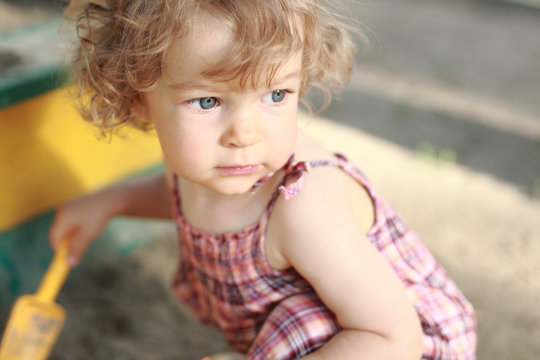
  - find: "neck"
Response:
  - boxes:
[177,172,280,233]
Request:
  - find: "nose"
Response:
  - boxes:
[220,107,261,148]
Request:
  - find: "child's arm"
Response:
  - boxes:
[49,170,172,266]
[269,167,424,359]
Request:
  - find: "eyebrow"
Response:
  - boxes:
[166,71,301,91]
[166,79,215,91]
[271,71,301,85]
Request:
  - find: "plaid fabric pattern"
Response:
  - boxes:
[171,153,477,359]
[247,293,339,359]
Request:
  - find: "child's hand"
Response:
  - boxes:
[48,172,171,266]
[49,189,119,266]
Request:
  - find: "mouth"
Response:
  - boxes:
[216,164,260,176]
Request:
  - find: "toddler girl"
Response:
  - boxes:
[51,0,477,359]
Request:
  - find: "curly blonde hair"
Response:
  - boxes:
[65,0,360,132]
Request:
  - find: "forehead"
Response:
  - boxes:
[163,13,232,76]
[161,12,302,89]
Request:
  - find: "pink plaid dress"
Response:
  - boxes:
[171,153,477,359]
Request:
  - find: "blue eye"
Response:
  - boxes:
[190,97,219,110]
[272,90,286,102]
[263,90,287,104]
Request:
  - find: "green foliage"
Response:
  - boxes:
[416,141,458,164]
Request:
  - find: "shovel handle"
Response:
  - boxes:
[35,237,71,302]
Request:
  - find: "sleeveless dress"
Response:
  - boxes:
[171,153,477,359]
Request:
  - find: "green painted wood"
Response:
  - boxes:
[0,65,68,109]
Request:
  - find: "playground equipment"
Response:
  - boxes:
[0,17,164,350]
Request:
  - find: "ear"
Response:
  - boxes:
[132,94,151,120]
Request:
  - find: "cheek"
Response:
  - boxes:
[268,108,298,167]
[283,106,299,145]
[154,124,204,171]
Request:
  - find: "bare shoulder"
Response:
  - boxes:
[264,136,423,347]
[288,132,374,233]
[264,133,375,270]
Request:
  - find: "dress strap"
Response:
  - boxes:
[260,153,366,225]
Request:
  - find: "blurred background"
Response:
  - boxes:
[1,0,539,359]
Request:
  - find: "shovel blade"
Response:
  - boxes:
[0,295,65,360]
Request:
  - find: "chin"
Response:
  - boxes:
[207,178,258,196]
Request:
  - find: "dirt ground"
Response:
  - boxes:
[2,1,540,359]
[45,116,540,360]
[44,116,540,360]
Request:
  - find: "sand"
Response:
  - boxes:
[44,117,540,359]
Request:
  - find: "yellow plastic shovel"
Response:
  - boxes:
[0,238,71,360]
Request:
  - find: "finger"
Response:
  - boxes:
[48,207,71,250]
[66,230,94,267]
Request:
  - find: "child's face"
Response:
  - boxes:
[139,15,302,195]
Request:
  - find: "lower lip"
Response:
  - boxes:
[216,165,260,176]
